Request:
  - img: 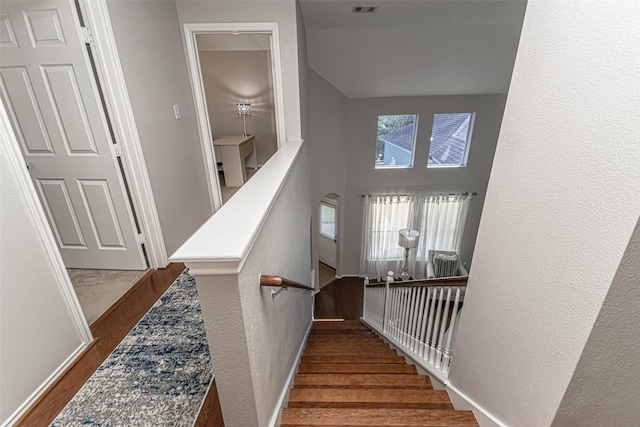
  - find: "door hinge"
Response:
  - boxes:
[136,233,147,245]
[80,26,94,44]
[111,143,125,158]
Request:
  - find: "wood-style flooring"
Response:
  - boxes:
[15,263,224,427]
[282,320,479,426]
[314,276,364,320]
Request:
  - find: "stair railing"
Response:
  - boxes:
[260,274,314,297]
[362,271,468,382]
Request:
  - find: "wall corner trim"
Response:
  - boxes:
[171,139,304,275]
[267,319,313,427]
[80,0,168,268]
[446,382,507,427]
[1,343,87,427]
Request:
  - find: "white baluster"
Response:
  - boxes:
[382,272,393,334]
[418,287,430,357]
[412,287,425,353]
[408,287,419,351]
[424,288,437,361]
[435,287,452,369]
[442,287,461,373]
[429,287,444,365]
[363,277,369,321]
[404,287,416,347]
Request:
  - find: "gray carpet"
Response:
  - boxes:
[68,269,148,325]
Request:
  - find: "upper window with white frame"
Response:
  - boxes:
[427,113,475,168]
[375,114,418,169]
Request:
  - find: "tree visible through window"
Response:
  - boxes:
[427,113,474,168]
[375,114,417,168]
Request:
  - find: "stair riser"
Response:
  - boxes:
[298,365,417,375]
[287,402,454,409]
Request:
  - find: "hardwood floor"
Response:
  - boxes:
[314,276,364,320]
[15,263,224,427]
[282,320,478,426]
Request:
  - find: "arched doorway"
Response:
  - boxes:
[318,193,340,288]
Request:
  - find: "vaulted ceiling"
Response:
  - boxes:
[299,0,527,98]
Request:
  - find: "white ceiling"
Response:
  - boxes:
[196,33,271,51]
[299,0,527,98]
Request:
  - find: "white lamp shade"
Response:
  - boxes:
[236,103,252,116]
[398,229,420,249]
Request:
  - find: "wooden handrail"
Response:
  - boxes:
[260,275,314,291]
[365,276,468,288]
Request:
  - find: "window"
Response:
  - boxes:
[319,201,336,239]
[375,114,418,169]
[360,194,471,280]
[427,113,475,168]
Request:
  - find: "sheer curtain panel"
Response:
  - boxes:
[360,193,471,280]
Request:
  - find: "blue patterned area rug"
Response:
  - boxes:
[52,270,212,427]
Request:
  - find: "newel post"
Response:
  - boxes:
[382,271,394,333]
[362,276,369,320]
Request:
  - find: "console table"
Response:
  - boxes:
[213,135,256,187]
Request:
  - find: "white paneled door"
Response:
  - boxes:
[0,0,146,269]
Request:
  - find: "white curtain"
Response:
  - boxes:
[360,193,471,280]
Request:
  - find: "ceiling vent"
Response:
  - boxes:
[352,6,377,13]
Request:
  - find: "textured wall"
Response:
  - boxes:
[449,1,640,425]
[551,218,640,425]
[238,142,313,424]
[190,142,313,426]
[1,121,84,423]
[107,0,212,255]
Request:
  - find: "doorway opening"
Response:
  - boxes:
[183,23,286,211]
[318,193,340,288]
[0,0,155,329]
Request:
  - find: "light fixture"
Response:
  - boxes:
[236,103,251,136]
[398,229,420,280]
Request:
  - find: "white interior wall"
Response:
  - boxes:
[198,49,277,165]
[106,0,211,255]
[1,124,85,424]
[296,0,308,140]
[551,217,640,425]
[340,94,507,276]
[307,69,348,276]
[175,0,303,142]
[237,142,313,424]
[449,1,640,426]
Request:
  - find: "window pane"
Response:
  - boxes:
[427,113,474,168]
[319,203,336,239]
[375,114,417,168]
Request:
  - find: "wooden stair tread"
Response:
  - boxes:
[298,363,417,374]
[301,355,406,364]
[284,320,478,426]
[312,320,365,329]
[288,388,452,409]
[294,374,432,389]
[281,408,479,426]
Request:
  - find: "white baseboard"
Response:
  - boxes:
[1,343,88,427]
[335,273,360,279]
[267,319,313,427]
[360,317,505,427]
[445,383,507,427]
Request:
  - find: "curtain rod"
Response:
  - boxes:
[361,192,477,198]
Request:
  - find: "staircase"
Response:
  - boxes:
[281,320,478,426]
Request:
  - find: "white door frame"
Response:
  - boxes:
[78,0,168,268]
[183,22,287,212]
